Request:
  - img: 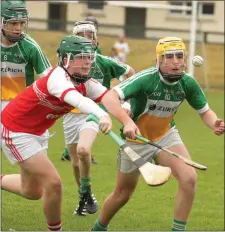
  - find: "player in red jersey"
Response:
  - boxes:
[1,35,139,231]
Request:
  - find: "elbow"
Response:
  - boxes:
[127,67,135,78]
[101,89,120,104]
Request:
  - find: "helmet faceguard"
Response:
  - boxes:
[62,52,96,84]
[1,0,29,42]
[57,35,97,84]
[156,37,187,83]
[72,21,97,46]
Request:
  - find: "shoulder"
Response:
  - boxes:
[20,34,43,52]
[134,67,158,79]
[51,66,67,78]
[97,54,127,66]
[48,66,68,82]
[85,78,107,89]
[121,67,158,86]
[181,72,199,86]
[96,54,115,64]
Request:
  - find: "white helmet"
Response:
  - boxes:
[72,21,97,43]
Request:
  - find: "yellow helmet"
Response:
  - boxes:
[156,37,187,59]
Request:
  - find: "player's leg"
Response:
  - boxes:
[20,152,63,230]
[61,112,75,162]
[64,114,81,187]
[75,126,98,215]
[1,169,43,200]
[1,128,63,231]
[61,147,70,161]
[92,142,147,231]
[154,129,197,231]
[67,143,81,187]
[92,171,140,231]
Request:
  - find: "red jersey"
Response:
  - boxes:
[1,66,107,135]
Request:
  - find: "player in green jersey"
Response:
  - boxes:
[91,37,225,231]
[61,21,135,216]
[1,0,52,110]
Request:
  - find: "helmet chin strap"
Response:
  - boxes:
[159,68,184,83]
[2,29,25,42]
[62,66,90,84]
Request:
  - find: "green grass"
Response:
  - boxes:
[1,91,224,231]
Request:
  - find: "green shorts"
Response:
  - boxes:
[117,128,183,173]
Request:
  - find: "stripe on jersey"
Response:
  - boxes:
[118,67,157,89]
[24,37,51,70]
[60,88,77,101]
[33,81,65,110]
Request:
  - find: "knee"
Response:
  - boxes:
[178,169,197,191]
[113,187,134,205]
[71,160,79,169]
[77,146,90,160]
[22,187,43,200]
[47,175,63,194]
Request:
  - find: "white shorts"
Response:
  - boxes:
[118,127,183,173]
[1,124,49,164]
[63,112,99,145]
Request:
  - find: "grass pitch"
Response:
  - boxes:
[1,91,224,231]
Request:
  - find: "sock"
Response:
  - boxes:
[47,221,62,231]
[172,219,187,231]
[64,148,69,157]
[92,219,108,231]
[80,177,90,193]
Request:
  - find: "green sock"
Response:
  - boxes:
[172,219,187,231]
[80,177,90,193]
[92,219,108,231]
[64,148,69,157]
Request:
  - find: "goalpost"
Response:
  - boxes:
[107,1,209,89]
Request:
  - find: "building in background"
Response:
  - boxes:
[26,1,224,44]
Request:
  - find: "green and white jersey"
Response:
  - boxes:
[1,34,52,100]
[90,54,130,89]
[71,54,130,114]
[114,67,209,142]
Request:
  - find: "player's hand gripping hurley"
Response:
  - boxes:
[87,114,172,186]
[135,135,207,171]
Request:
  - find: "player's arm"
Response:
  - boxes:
[47,68,111,133]
[101,89,139,139]
[84,75,140,138]
[106,56,134,80]
[29,40,52,78]
[124,66,135,80]
[199,109,224,135]
[104,57,135,112]
[102,71,147,138]
[186,77,224,135]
